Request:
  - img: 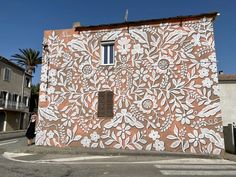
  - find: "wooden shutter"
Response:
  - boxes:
[106,91,113,117]
[98,91,113,118]
[98,91,106,117]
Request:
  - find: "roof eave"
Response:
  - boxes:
[75,12,219,32]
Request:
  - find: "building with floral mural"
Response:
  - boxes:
[36,12,225,155]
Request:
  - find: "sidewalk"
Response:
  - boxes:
[223,152,236,162]
[14,144,225,160]
[0,130,25,141]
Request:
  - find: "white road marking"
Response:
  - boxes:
[37,155,124,162]
[160,170,236,176]
[154,158,236,176]
[152,158,236,164]
[3,152,33,158]
[0,139,18,146]
[155,164,236,170]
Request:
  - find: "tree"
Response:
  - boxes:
[11,48,42,75]
[29,84,40,112]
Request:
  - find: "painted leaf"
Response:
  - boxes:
[198,103,221,117]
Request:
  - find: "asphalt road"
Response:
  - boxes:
[0,137,236,177]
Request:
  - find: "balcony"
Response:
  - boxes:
[0,99,28,111]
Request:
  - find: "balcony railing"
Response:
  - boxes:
[0,99,28,110]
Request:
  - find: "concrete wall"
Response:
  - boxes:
[219,81,236,126]
[0,60,31,101]
[0,61,24,95]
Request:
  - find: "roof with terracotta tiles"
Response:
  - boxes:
[218,74,236,81]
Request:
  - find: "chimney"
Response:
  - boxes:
[73,22,81,28]
[218,70,224,75]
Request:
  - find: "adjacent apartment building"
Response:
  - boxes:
[218,74,236,126]
[36,12,224,155]
[0,56,31,132]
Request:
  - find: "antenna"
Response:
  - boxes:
[124,9,128,22]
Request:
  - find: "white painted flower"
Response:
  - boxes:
[47,86,55,94]
[153,139,165,151]
[61,116,75,127]
[117,37,131,55]
[200,59,210,68]
[79,62,94,78]
[133,67,148,81]
[90,132,100,142]
[131,44,143,55]
[116,123,131,139]
[49,77,57,86]
[41,65,48,74]
[39,94,47,102]
[176,110,195,125]
[213,85,220,96]
[188,130,206,147]
[192,33,201,46]
[40,83,47,92]
[208,53,216,62]
[153,56,173,74]
[47,130,54,139]
[55,46,64,58]
[211,73,218,83]
[41,73,47,82]
[199,68,209,78]
[49,69,57,77]
[99,69,115,84]
[209,63,217,73]
[202,78,213,88]
[81,136,91,147]
[135,94,157,114]
[148,130,160,141]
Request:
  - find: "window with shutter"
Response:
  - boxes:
[3,68,11,81]
[98,91,113,118]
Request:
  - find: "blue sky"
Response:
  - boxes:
[0,0,235,84]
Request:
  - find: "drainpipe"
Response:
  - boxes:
[21,71,25,108]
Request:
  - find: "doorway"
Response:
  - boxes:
[0,111,6,132]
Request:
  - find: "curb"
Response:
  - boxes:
[16,145,222,159]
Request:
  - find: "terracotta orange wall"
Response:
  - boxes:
[36,17,224,155]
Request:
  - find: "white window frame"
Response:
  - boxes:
[3,68,11,81]
[100,41,115,65]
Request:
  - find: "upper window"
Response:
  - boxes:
[3,68,11,81]
[25,77,31,88]
[101,41,114,65]
[98,91,113,117]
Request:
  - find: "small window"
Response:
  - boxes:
[12,94,18,102]
[25,77,31,88]
[1,91,7,101]
[101,41,114,65]
[3,68,11,81]
[23,96,28,107]
[98,91,113,117]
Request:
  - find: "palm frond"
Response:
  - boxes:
[11,48,42,74]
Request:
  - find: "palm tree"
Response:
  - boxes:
[11,48,42,75]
